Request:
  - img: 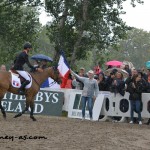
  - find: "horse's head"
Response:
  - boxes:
[49,66,62,84]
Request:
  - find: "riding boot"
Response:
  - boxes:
[18,80,30,95]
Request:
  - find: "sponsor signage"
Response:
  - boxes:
[2,90,64,116]
[68,91,109,121]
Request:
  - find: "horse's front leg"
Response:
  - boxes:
[14,101,29,118]
[30,99,36,121]
[0,100,6,119]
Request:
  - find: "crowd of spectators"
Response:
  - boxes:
[64,64,150,124]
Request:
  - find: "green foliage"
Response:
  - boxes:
[34,26,55,56]
[0,0,42,65]
[108,28,150,69]
[45,0,143,68]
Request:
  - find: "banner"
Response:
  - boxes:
[68,90,109,121]
[2,89,64,116]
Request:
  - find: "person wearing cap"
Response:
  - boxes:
[12,42,41,95]
[79,67,85,74]
[71,69,99,121]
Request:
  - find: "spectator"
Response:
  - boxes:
[72,67,87,90]
[97,72,107,91]
[137,71,147,92]
[144,69,150,125]
[105,69,117,91]
[40,60,48,69]
[33,60,39,68]
[126,74,143,125]
[106,65,113,70]
[64,73,73,89]
[72,72,84,90]
[110,71,125,96]
[79,67,88,77]
[146,72,150,125]
[124,64,131,76]
[0,64,6,71]
[140,67,147,81]
[94,65,101,75]
[71,69,99,121]
[125,69,138,86]
[144,69,150,81]
[144,69,150,92]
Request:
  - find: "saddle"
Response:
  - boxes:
[10,69,32,89]
[10,69,26,83]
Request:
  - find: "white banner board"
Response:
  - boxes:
[68,91,109,121]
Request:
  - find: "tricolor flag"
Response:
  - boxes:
[57,51,70,88]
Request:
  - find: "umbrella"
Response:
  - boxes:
[146,61,150,69]
[104,68,129,78]
[31,54,53,62]
[105,60,123,67]
[122,61,134,69]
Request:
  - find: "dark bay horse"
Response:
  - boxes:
[0,67,61,121]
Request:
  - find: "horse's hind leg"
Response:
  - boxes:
[0,90,7,119]
[29,100,36,121]
[0,101,6,119]
[14,101,29,118]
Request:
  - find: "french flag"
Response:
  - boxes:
[57,51,70,88]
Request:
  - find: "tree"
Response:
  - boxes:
[0,0,42,64]
[45,0,143,67]
[33,26,55,57]
[107,28,150,69]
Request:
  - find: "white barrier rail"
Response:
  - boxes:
[44,88,150,121]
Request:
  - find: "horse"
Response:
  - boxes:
[0,67,61,121]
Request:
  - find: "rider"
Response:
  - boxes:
[12,42,38,95]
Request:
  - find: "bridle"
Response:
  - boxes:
[31,66,60,87]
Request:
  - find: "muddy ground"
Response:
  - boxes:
[0,113,150,150]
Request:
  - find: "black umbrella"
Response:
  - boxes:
[31,54,53,62]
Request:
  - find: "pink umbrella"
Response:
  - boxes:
[105,60,123,67]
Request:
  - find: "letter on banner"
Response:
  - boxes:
[93,94,105,121]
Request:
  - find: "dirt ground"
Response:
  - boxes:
[0,113,150,150]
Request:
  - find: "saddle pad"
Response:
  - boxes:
[11,72,32,89]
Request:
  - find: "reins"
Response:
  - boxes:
[30,67,58,88]
[30,73,40,87]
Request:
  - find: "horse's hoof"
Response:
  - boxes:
[30,116,36,121]
[3,114,6,119]
[1,111,6,119]
[14,113,22,118]
[144,122,150,125]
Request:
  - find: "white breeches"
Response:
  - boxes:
[16,71,30,81]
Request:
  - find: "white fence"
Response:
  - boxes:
[44,88,150,121]
[39,88,150,121]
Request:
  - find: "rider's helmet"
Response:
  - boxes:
[23,42,32,49]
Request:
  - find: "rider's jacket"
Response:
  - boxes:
[13,51,35,71]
